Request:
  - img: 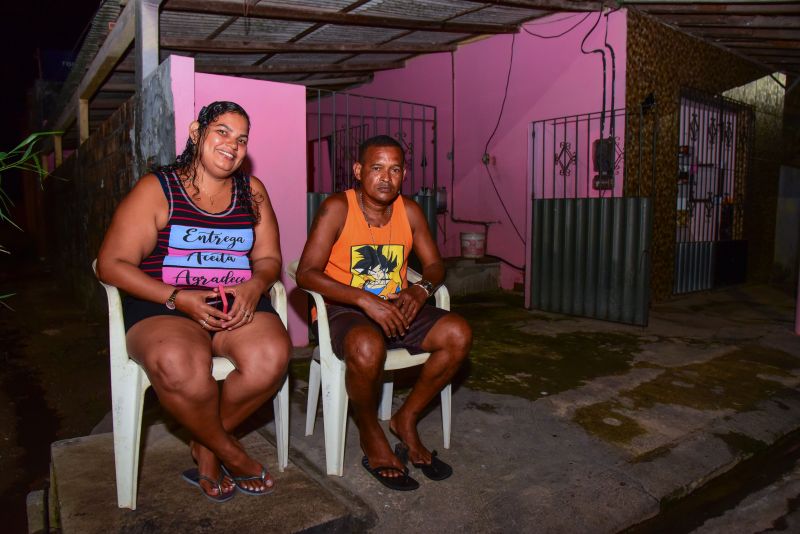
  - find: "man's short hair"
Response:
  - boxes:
[358,135,405,165]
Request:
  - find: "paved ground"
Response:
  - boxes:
[282,284,800,533]
[4,256,800,532]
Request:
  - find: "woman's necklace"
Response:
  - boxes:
[197,179,229,208]
[358,189,392,245]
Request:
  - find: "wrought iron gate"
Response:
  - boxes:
[306,90,438,196]
[673,90,754,294]
[306,90,440,238]
[528,109,653,326]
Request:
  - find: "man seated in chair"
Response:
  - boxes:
[296,135,472,491]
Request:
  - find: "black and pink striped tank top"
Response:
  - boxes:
[139,172,255,290]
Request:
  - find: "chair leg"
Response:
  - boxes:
[111,367,147,510]
[378,381,393,421]
[305,360,321,436]
[441,383,452,449]
[273,375,289,471]
[321,360,348,476]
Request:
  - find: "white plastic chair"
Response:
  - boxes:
[287,259,451,476]
[92,260,289,509]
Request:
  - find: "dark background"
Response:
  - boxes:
[0,1,100,253]
[2,1,101,146]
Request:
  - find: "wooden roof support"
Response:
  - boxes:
[160,38,457,54]
[54,0,164,144]
[478,0,598,11]
[627,2,800,16]
[54,1,135,134]
[136,0,163,87]
[162,0,519,34]
[54,135,63,168]
[295,75,374,87]
[194,61,405,75]
[79,99,90,144]
[657,14,800,29]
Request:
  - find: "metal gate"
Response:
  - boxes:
[306,89,440,238]
[673,90,754,294]
[528,108,653,326]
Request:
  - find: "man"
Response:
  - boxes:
[296,135,472,491]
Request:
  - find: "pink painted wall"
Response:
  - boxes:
[169,56,309,345]
[352,10,627,289]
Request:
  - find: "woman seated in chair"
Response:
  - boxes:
[96,101,290,502]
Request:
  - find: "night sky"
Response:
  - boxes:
[1,0,101,150]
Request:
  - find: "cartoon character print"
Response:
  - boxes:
[350,244,404,298]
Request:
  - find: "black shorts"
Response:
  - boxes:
[123,294,277,332]
[326,303,449,359]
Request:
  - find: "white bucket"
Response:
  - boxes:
[460,232,486,259]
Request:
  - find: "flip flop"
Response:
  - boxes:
[361,456,420,491]
[181,468,235,503]
[395,442,453,481]
[221,464,275,496]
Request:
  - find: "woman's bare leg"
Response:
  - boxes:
[126,316,247,496]
[203,311,291,492]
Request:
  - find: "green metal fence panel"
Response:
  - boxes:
[531,197,652,326]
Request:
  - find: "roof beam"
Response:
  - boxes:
[736,48,800,57]
[194,60,405,75]
[162,0,518,34]
[76,3,135,101]
[693,27,800,40]
[627,2,800,16]
[478,0,598,11]
[296,75,374,87]
[724,40,800,50]
[657,14,800,29]
[160,37,457,54]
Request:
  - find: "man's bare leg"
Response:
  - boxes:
[343,324,406,478]
[390,314,471,465]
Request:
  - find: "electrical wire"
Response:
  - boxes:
[525,12,584,26]
[483,33,516,158]
[449,52,490,228]
[482,33,525,245]
[769,73,786,89]
[523,12,592,39]
[580,10,607,137]
[480,33,526,270]
[603,8,617,138]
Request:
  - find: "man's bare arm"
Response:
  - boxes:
[387,197,445,322]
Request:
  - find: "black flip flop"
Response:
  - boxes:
[395,442,453,481]
[181,468,235,503]
[361,456,420,491]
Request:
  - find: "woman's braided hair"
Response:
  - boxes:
[157,101,260,222]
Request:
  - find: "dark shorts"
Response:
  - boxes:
[123,294,277,332]
[326,303,449,360]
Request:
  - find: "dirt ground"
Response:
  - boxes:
[0,256,111,533]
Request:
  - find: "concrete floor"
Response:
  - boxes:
[4,258,800,533]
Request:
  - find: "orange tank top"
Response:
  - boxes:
[324,188,413,299]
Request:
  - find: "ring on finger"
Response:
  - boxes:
[200,319,208,329]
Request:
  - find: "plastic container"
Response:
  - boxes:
[460,232,486,259]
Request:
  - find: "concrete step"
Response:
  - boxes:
[46,424,353,533]
[444,257,500,296]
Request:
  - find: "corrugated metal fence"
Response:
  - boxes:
[531,198,652,325]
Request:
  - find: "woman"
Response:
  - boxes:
[97,101,290,502]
